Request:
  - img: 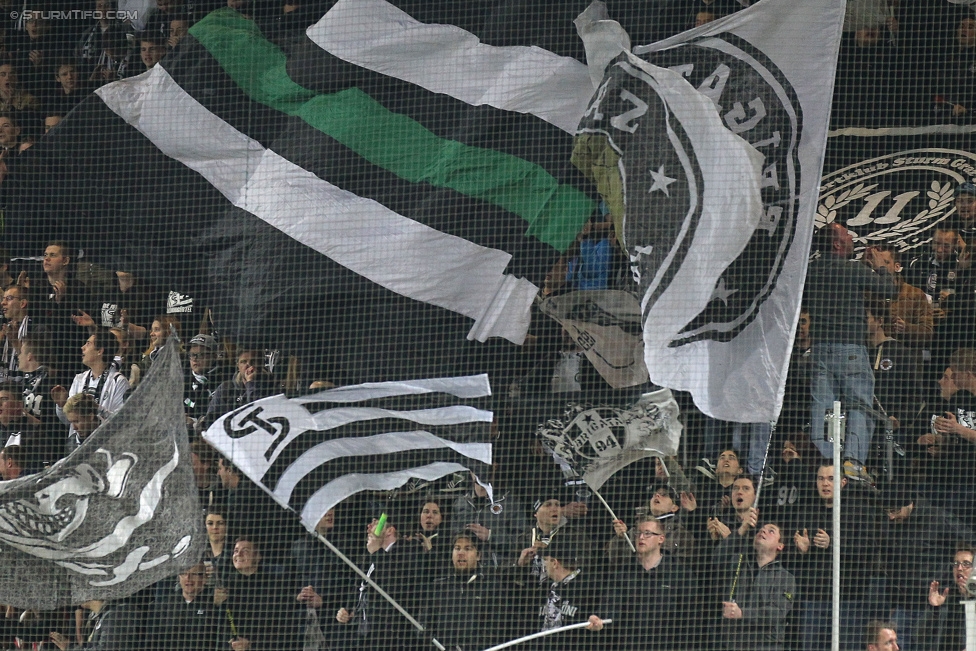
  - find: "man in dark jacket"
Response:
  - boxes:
[604,515,699,649]
[715,516,796,651]
[791,464,883,651]
[150,562,220,650]
[918,543,976,651]
[536,536,605,650]
[917,544,975,651]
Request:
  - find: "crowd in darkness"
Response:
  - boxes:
[0,0,974,650]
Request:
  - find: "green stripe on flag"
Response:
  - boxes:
[189,9,593,252]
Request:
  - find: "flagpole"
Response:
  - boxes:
[481,619,612,651]
[314,532,446,651]
[590,488,636,552]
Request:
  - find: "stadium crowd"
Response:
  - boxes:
[0,0,972,650]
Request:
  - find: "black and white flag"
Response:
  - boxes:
[573,0,846,423]
[0,342,204,610]
[536,388,682,490]
[203,376,493,532]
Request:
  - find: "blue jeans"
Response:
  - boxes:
[702,418,773,475]
[810,343,876,464]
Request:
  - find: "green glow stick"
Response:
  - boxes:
[374,513,388,537]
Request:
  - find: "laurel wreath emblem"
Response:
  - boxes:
[865,181,955,245]
[816,181,955,247]
[815,183,876,228]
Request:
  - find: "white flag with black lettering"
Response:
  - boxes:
[574,0,846,422]
[203,376,493,532]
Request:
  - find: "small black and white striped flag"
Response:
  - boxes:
[203,375,493,531]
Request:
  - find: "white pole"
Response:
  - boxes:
[313,532,445,650]
[963,599,976,651]
[830,401,843,651]
[591,487,636,552]
[481,619,612,651]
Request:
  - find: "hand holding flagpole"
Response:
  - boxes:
[591,488,636,552]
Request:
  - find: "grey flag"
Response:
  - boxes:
[539,290,649,389]
[0,342,204,609]
[536,388,682,490]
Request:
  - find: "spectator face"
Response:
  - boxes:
[451,536,480,574]
[716,449,741,476]
[81,335,103,369]
[1,287,25,321]
[634,521,665,555]
[0,391,20,425]
[43,115,61,133]
[0,65,16,99]
[933,230,956,262]
[959,18,976,49]
[66,410,98,439]
[0,450,18,480]
[188,345,214,374]
[149,320,166,349]
[170,19,188,43]
[420,502,442,532]
[55,64,77,93]
[0,117,19,149]
[956,193,976,224]
[731,478,755,511]
[25,14,49,40]
[140,41,166,69]
[753,523,784,554]
[870,248,897,274]
[829,223,854,258]
[535,499,561,528]
[649,488,678,516]
[854,27,880,47]
[205,513,226,545]
[868,628,899,651]
[17,341,32,372]
[939,368,959,400]
[232,540,260,573]
[43,245,69,276]
[954,550,974,594]
[217,458,236,488]
[797,312,810,343]
[179,563,207,600]
[815,466,846,500]
[314,508,334,535]
[236,353,258,379]
[694,11,715,27]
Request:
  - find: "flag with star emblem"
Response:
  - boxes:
[573,0,846,422]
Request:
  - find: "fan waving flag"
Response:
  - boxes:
[0,342,204,610]
[572,0,846,423]
[203,376,493,532]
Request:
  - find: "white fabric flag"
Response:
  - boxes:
[575,0,845,422]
